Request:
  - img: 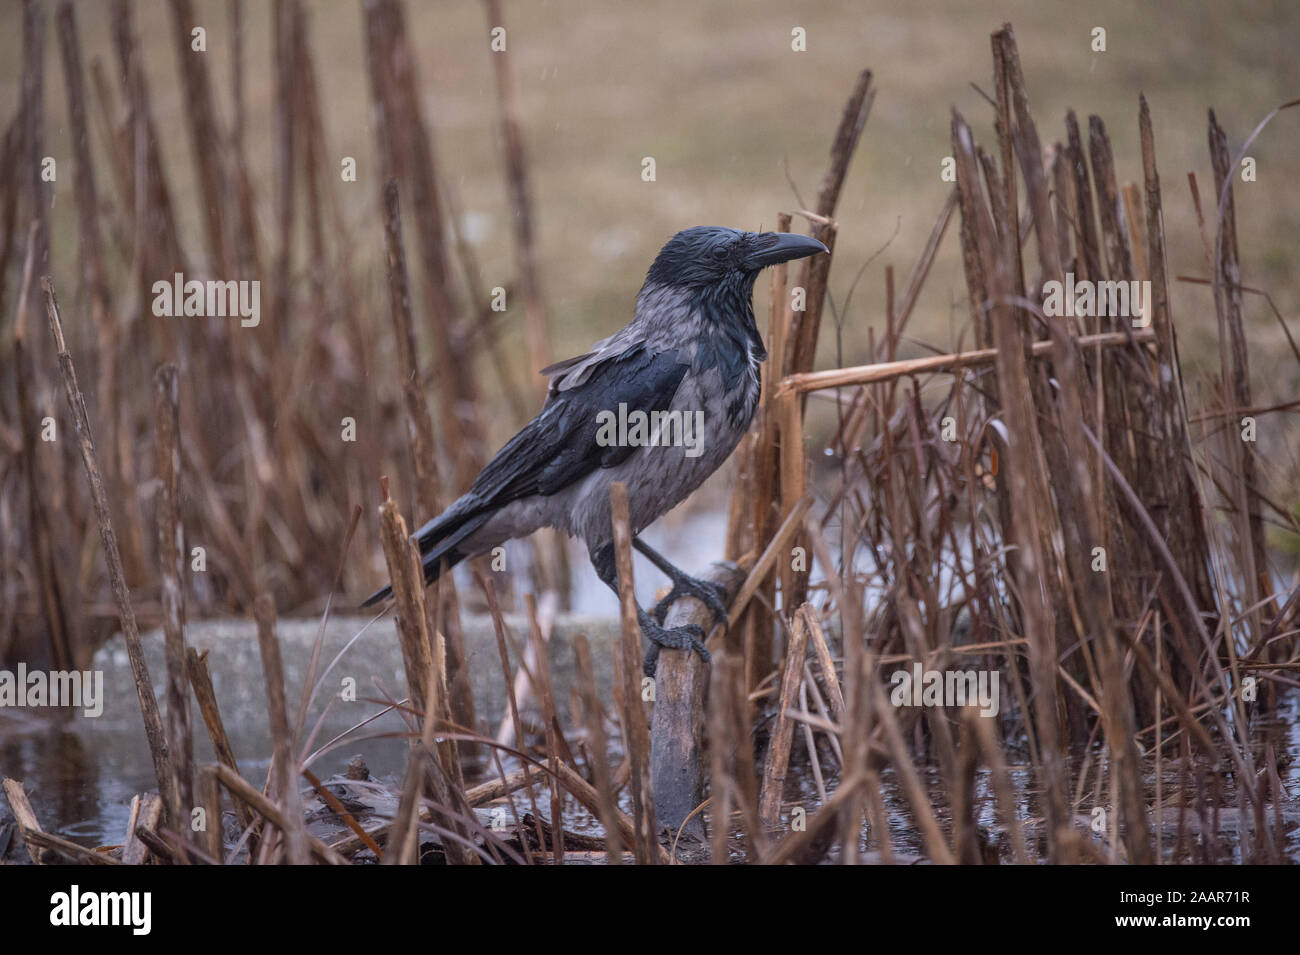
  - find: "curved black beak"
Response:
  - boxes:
[744,232,829,270]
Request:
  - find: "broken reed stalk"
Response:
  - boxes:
[186,647,258,844]
[834,562,869,867]
[464,768,531,806]
[740,209,794,687]
[707,659,734,864]
[40,277,174,816]
[951,709,982,863]
[730,74,870,696]
[784,68,873,379]
[758,603,810,828]
[153,364,193,849]
[524,593,565,863]
[778,328,1155,396]
[649,561,745,842]
[377,484,478,866]
[1208,110,1270,630]
[140,825,213,865]
[739,72,871,689]
[390,634,456,866]
[252,594,311,865]
[709,495,813,647]
[199,765,223,861]
[803,609,844,721]
[573,634,623,863]
[25,828,122,865]
[3,777,46,864]
[609,481,659,865]
[379,489,437,733]
[970,711,1029,864]
[709,654,766,861]
[210,763,344,865]
[487,599,543,748]
[387,746,428,865]
[121,793,162,865]
[778,333,812,614]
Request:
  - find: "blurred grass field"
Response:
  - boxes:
[3,0,1298,513]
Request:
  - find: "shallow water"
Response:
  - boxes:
[2,608,1296,862]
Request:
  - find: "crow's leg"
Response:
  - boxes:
[632,537,729,627]
[591,543,710,676]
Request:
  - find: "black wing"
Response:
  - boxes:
[467,341,689,509]
[361,342,688,608]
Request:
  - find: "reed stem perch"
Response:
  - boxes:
[649,561,745,842]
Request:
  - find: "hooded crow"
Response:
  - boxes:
[364,226,828,674]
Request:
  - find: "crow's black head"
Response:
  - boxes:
[645,226,827,290]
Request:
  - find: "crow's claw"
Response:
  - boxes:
[652,574,730,628]
[638,610,710,677]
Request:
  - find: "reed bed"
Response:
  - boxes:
[1,6,1297,864]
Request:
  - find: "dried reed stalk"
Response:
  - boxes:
[199,765,223,861]
[186,647,257,843]
[649,562,745,842]
[609,481,659,864]
[378,486,479,865]
[121,792,162,865]
[778,329,1153,396]
[42,277,174,815]
[758,603,810,827]
[2,777,46,864]
[574,634,623,863]
[154,365,193,845]
[211,763,344,865]
[1208,110,1270,629]
[740,209,795,687]
[708,654,766,861]
[525,593,565,862]
[253,594,311,865]
[15,228,75,671]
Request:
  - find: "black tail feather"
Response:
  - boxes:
[359,508,492,609]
